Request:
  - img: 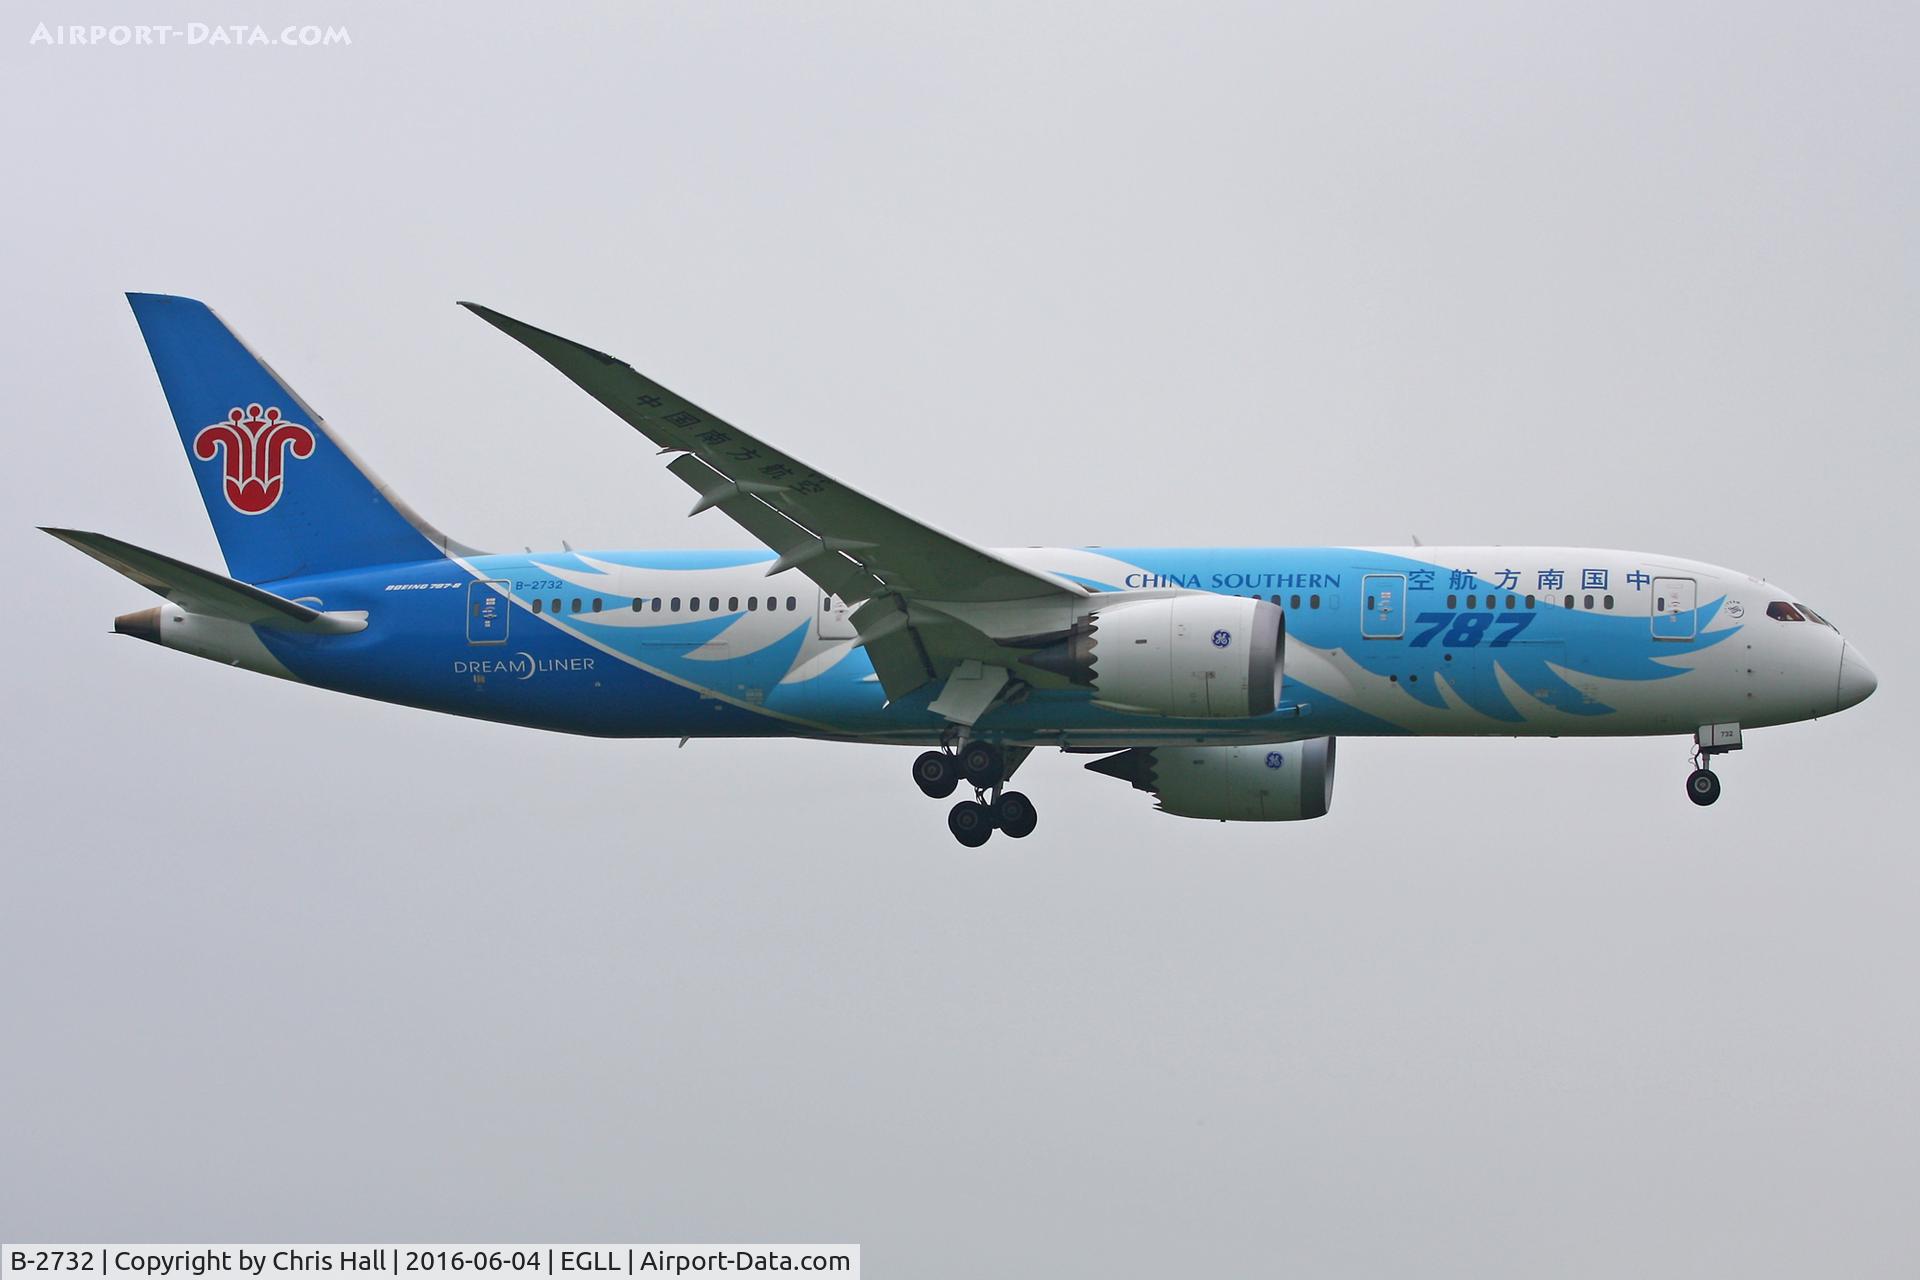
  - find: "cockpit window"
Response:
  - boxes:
[1766,601,1804,622]
[1794,604,1831,628]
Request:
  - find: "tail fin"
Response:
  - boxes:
[127,293,470,584]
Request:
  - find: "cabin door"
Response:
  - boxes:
[817,590,859,640]
[467,580,510,644]
[1652,577,1697,641]
[1361,574,1405,639]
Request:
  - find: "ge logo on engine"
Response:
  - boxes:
[1265,751,1285,769]
[1211,629,1231,648]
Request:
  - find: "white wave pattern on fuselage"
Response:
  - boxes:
[534,554,855,680]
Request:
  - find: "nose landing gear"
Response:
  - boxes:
[1685,723,1742,807]
[913,742,1037,845]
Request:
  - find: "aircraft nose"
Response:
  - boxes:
[1836,641,1878,712]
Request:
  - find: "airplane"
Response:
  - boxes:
[45,294,1878,846]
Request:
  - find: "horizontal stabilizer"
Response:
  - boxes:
[42,528,366,634]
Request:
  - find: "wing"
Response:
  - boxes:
[461,304,1087,709]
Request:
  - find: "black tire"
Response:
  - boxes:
[913,750,959,799]
[959,741,1003,788]
[1686,768,1721,807]
[948,799,994,847]
[994,791,1038,839]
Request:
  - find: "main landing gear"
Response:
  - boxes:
[912,743,1037,846]
[1685,723,1742,807]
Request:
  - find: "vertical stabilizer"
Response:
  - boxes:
[126,293,468,583]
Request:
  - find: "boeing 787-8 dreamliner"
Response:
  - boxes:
[46,295,1878,845]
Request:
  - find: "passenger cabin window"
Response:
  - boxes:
[592,598,603,612]
[630,598,643,612]
[1603,594,1614,610]
[550,597,561,614]
[651,598,662,612]
[570,598,582,614]
[1309,594,1321,609]
[532,598,542,614]
[729,596,739,612]
[748,597,759,611]
[787,596,799,611]
[670,598,681,613]
[1290,594,1302,610]
[1767,601,1804,621]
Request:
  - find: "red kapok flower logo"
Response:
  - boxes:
[192,403,316,515]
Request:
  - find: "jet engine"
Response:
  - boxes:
[1023,595,1284,718]
[1086,738,1336,821]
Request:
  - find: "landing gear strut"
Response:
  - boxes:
[913,741,1038,845]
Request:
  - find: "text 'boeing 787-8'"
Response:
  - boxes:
[47,295,1877,845]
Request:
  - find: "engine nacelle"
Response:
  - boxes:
[1086,738,1336,821]
[1025,595,1285,718]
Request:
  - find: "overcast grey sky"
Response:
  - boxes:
[3,2,1915,1274]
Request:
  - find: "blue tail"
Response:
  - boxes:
[127,293,466,584]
